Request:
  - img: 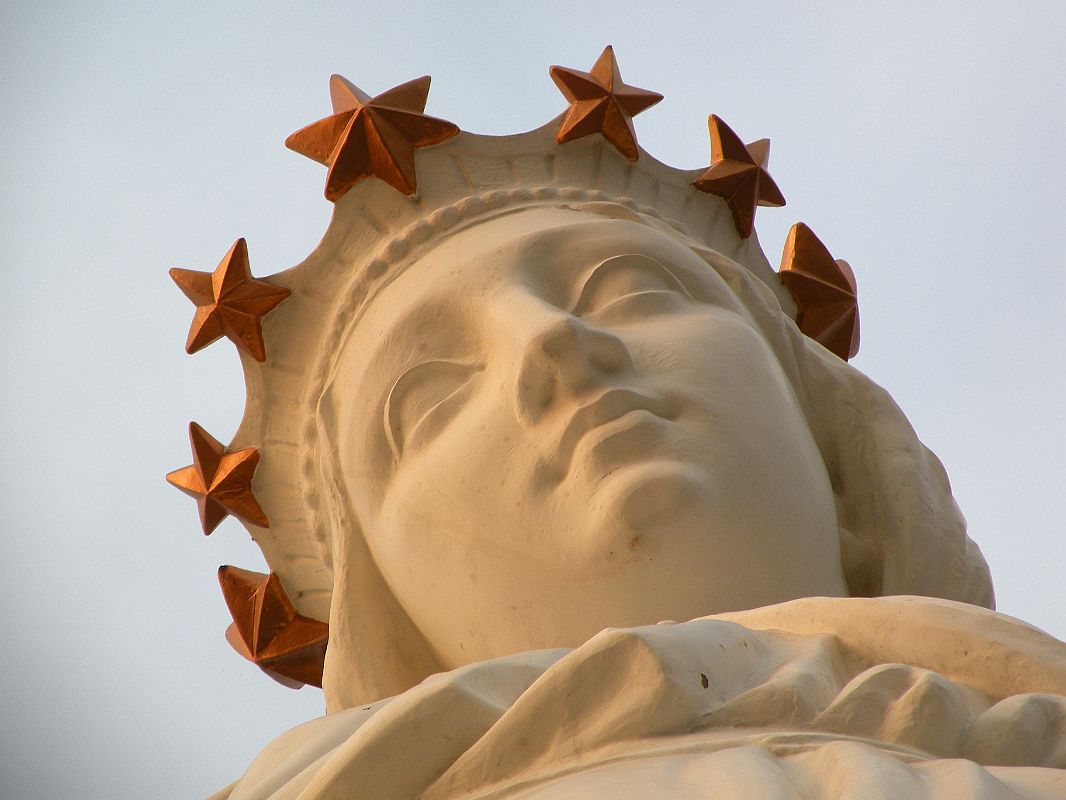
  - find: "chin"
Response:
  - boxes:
[583,460,715,545]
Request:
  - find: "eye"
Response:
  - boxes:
[573,254,692,320]
[384,359,482,460]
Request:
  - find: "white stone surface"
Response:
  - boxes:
[215,128,1058,797]
[218,598,1066,798]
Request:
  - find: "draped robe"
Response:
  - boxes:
[214,597,1066,799]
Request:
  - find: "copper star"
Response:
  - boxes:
[692,115,785,238]
[779,222,860,360]
[166,422,268,534]
[549,45,663,161]
[285,74,460,201]
[218,566,329,689]
[169,238,290,362]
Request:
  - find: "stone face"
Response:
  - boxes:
[329,207,851,678]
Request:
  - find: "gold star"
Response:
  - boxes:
[779,222,860,360]
[166,422,268,535]
[285,74,460,201]
[169,238,290,362]
[549,45,663,161]
[218,566,329,689]
[692,115,785,238]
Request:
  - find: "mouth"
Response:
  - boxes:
[552,389,679,477]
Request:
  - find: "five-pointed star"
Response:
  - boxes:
[166,422,268,535]
[549,45,663,162]
[169,238,290,362]
[779,222,860,360]
[692,115,786,239]
[285,74,460,201]
[218,566,329,688]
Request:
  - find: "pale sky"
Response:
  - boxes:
[2,2,1063,797]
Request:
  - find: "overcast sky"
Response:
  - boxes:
[2,2,1063,797]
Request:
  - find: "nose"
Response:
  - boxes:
[515,312,632,423]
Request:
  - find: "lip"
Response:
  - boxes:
[553,388,679,476]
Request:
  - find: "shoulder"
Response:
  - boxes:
[219,597,1066,799]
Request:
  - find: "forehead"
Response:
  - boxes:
[352,206,719,339]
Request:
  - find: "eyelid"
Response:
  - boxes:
[571,254,694,316]
[384,358,483,460]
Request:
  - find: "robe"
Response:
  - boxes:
[213,596,1066,799]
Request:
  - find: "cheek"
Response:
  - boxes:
[373,386,534,549]
[622,310,762,391]
[623,310,810,458]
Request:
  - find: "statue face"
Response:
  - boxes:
[335,206,847,667]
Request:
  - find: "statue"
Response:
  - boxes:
[168,49,1066,799]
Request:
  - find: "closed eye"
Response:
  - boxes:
[384,359,483,460]
[572,254,693,319]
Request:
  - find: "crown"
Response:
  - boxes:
[167,46,860,687]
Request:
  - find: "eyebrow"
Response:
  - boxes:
[569,255,695,315]
[365,295,472,375]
